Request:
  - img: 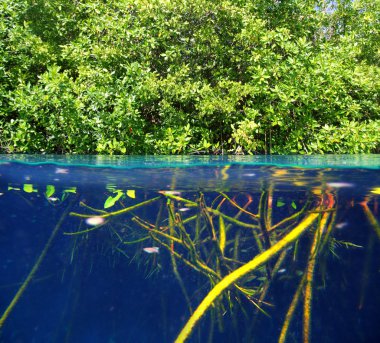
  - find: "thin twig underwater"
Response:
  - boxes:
[0,203,73,330]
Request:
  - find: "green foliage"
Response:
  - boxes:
[0,0,379,154]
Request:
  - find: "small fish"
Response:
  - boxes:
[278,268,287,274]
[327,182,354,188]
[48,197,59,202]
[335,222,348,229]
[85,216,105,226]
[0,193,3,196]
[243,173,256,177]
[179,207,191,212]
[143,247,159,254]
[55,168,69,174]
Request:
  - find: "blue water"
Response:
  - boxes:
[0,156,379,343]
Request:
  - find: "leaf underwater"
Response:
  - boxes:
[126,190,136,199]
[104,191,123,209]
[45,185,55,198]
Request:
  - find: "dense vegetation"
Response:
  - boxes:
[0,0,379,154]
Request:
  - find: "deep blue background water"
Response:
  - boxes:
[0,157,379,343]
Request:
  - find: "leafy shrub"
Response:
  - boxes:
[0,0,379,154]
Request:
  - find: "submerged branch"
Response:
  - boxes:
[0,204,72,329]
[303,213,330,343]
[219,192,259,220]
[361,203,380,241]
[70,196,161,218]
[175,212,320,343]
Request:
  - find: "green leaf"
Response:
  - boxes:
[104,190,123,209]
[291,201,297,210]
[23,184,37,193]
[63,187,77,194]
[45,185,55,197]
[126,190,136,199]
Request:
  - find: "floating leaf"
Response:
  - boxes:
[104,196,118,209]
[23,184,37,193]
[104,191,123,209]
[370,187,380,195]
[45,185,55,198]
[63,187,77,194]
[126,190,136,199]
[291,201,297,209]
[276,199,285,207]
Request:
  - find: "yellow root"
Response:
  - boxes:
[70,196,161,218]
[278,273,307,343]
[175,212,320,343]
[361,204,380,240]
[303,212,330,343]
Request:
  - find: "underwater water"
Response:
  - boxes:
[0,155,379,343]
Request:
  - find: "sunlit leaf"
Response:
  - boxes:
[126,190,136,199]
[63,187,77,194]
[23,184,37,193]
[104,196,117,209]
[45,185,55,197]
[104,191,123,209]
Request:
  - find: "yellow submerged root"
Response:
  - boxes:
[361,203,380,240]
[254,249,288,319]
[303,212,329,343]
[161,192,258,228]
[278,272,307,343]
[175,212,320,343]
[279,212,330,343]
[0,205,71,329]
[219,192,259,219]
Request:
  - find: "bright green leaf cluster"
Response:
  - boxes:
[0,0,379,154]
